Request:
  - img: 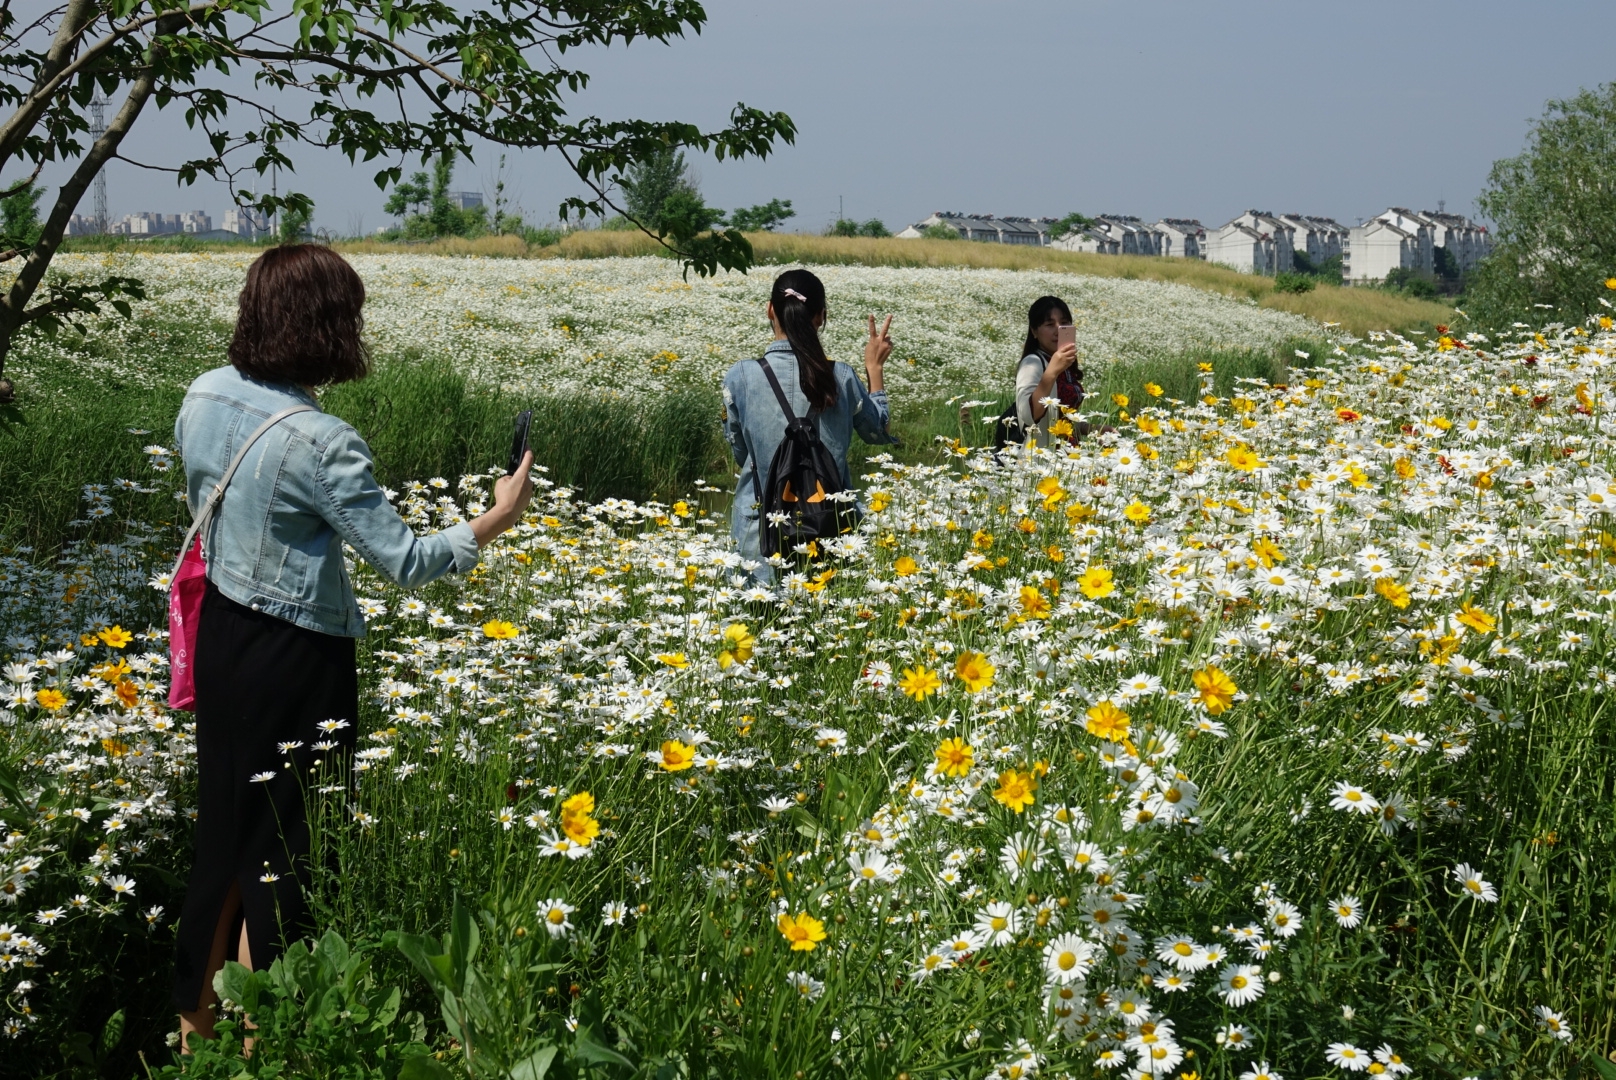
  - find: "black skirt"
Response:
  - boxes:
[172,579,358,1011]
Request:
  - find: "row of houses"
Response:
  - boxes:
[896,209,1490,284]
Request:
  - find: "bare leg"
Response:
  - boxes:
[177,881,243,1052]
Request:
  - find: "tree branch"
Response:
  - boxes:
[0,20,172,360]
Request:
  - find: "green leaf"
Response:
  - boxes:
[398,1056,454,1080]
[98,1009,124,1054]
[572,1026,635,1071]
[511,1046,558,1080]
[215,961,259,1012]
[1588,1055,1616,1080]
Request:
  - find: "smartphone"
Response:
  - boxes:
[1057,324,1077,350]
[506,410,532,476]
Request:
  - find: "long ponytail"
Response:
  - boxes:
[771,269,836,411]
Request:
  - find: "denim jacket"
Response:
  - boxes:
[175,366,479,637]
[721,341,898,563]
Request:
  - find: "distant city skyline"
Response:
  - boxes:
[26,0,1616,240]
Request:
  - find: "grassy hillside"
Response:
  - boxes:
[328,231,1454,335]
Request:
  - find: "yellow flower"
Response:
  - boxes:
[1018,586,1051,619]
[1144,382,1163,397]
[894,556,919,577]
[657,740,696,771]
[1252,537,1284,568]
[1084,701,1130,741]
[934,737,974,778]
[114,679,139,709]
[99,625,133,649]
[35,688,67,711]
[954,651,995,693]
[971,530,994,552]
[1049,419,1074,437]
[671,500,690,517]
[1196,362,1214,373]
[1393,457,1417,479]
[1225,444,1263,472]
[656,652,690,669]
[1044,544,1065,563]
[1122,501,1152,524]
[1191,666,1239,716]
[898,666,941,700]
[718,624,756,669]
[1375,578,1411,609]
[101,737,129,757]
[482,620,519,640]
[777,911,827,951]
[992,768,1037,813]
[1606,277,1616,289]
[1111,393,1129,409]
[560,792,599,846]
[868,491,891,513]
[1456,602,1496,634]
[1078,566,1114,599]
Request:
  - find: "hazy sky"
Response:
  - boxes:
[42,0,1616,234]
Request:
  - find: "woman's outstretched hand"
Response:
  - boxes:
[865,314,893,392]
[471,450,536,549]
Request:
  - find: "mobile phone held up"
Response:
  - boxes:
[506,410,532,476]
[1057,323,1077,351]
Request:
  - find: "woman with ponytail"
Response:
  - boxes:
[722,268,899,579]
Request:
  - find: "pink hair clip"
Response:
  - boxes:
[782,288,807,302]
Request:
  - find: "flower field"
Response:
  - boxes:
[2,273,1614,1077]
[20,253,1316,400]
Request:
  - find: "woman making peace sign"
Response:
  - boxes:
[721,268,899,581]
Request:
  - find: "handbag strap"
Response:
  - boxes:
[168,404,318,584]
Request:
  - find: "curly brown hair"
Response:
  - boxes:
[228,244,370,386]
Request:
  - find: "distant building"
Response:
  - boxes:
[1414,209,1491,273]
[1153,218,1206,259]
[222,206,270,237]
[449,191,483,211]
[1344,209,1431,283]
[896,212,1057,245]
[1277,214,1349,265]
[110,211,212,236]
[65,214,100,236]
[1205,211,1294,274]
[1052,215,1163,256]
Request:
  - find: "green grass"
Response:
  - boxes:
[0,351,725,553]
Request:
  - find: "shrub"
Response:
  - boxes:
[919,223,960,241]
[1273,272,1317,294]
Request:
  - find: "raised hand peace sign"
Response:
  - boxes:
[864,313,894,369]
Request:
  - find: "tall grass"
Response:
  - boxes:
[0,355,724,553]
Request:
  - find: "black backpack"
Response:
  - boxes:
[749,356,857,557]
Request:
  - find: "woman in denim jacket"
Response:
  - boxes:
[722,269,898,581]
[171,245,534,1049]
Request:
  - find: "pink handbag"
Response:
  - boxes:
[167,405,316,710]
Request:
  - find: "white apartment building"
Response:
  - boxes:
[1153,218,1206,259]
[1205,211,1294,274]
[1052,215,1164,256]
[1343,207,1491,283]
[896,212,1057,245]
[1278,213,1349,265]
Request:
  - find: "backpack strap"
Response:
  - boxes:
[170,404,318,583]
[755,355,798,421]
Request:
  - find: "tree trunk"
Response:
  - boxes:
[0,29,169,399]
